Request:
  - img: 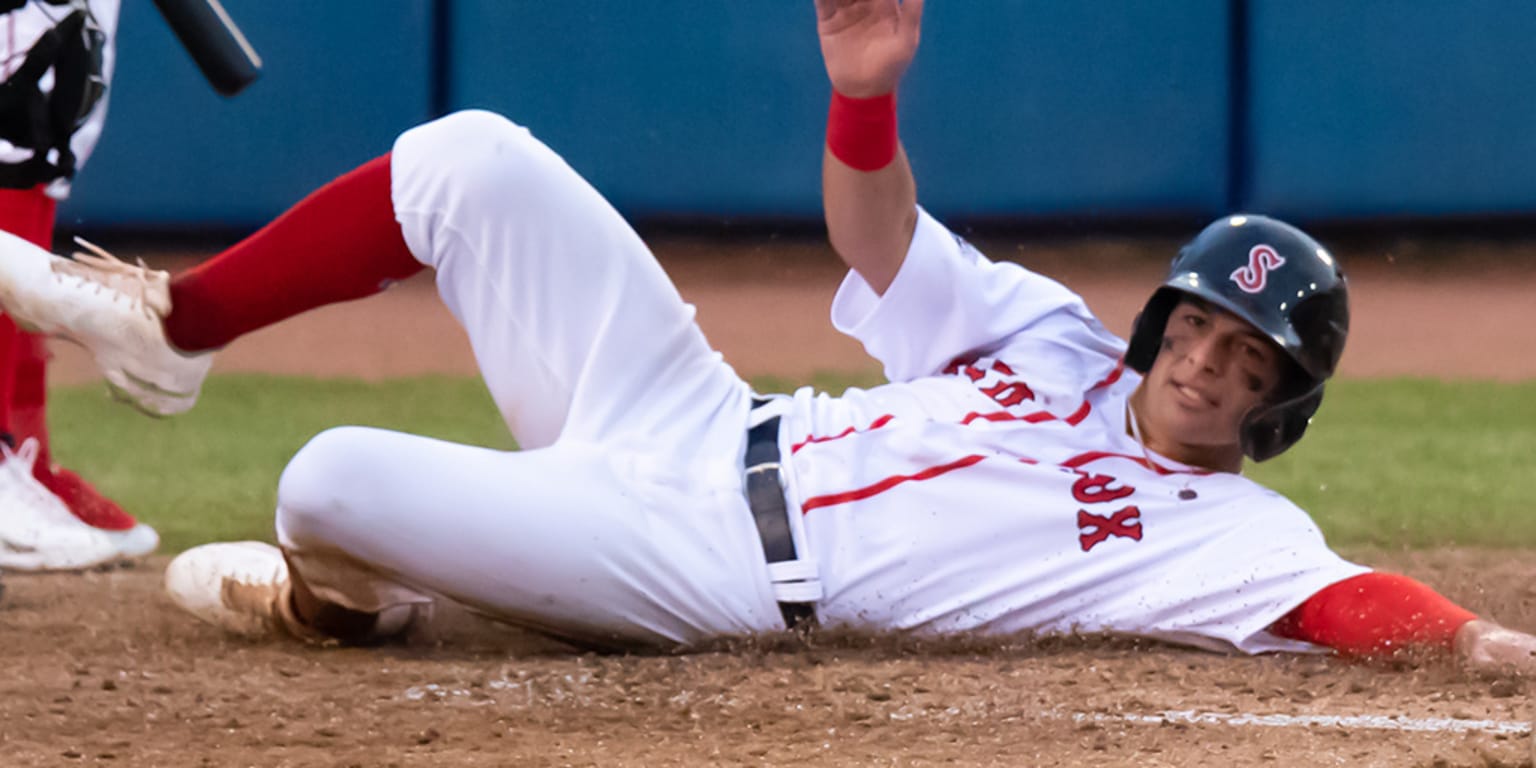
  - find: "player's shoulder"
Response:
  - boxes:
[1197,471,1327,531]
[1198,470,1294,501]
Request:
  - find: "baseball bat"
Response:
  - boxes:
[149,0,262,96]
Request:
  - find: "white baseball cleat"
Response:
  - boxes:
[0,230,213,417]
[104,523,160,561]
[0,438,123,571]
[164,541,290,638]
[42,464,161,561]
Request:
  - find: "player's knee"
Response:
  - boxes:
[276,426,381,527]
[422,108,527,145]
[405,109,552,194]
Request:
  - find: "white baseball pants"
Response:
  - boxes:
[272,110,785,646]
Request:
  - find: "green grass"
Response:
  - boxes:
[44,374,1536,552]
[1248,378,1536,548]
[49,375,514,552]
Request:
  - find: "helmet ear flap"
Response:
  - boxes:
[1126,289,1180,374]
[1240,383,1323,462]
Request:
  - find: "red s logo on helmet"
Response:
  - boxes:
[1230,244,1286,294]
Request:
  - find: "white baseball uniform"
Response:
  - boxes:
[273,110,1367,653]
[0,0,118,197]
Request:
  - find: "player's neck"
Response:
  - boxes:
[1126,387,1245,474]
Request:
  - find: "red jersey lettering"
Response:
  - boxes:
[943,356,985,382]
[1078,506,1142,551]
[980,380,1036,407]
[1071,473,1134,504]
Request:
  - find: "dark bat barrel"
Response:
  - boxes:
[150,0,262,96]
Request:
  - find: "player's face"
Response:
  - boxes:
[1139,298,1284,457]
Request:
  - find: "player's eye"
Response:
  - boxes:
[1245,374,1265,393]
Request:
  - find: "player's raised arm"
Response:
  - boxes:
[816,0,923,295]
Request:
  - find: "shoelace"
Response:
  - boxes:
[2,436,41,478]
[47,237,171,320]
[0,438,77,525]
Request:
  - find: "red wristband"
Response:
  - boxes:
[826,91,898,171]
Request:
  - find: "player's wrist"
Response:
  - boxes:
[827,90,898,171]
[1454,619,1536,675]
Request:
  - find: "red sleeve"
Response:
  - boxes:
[1270,572,1477,657]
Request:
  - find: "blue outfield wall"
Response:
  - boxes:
[58,0,436,229]
[49,2,1536,229]
[448,1,1230,220]
[898,1,1229,220]
[57,1,1230,228]
[1244,0,1536,221]
[445,2,836,219]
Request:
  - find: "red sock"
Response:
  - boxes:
[0,186,57,450]
[14,333,138,530]
[0,186,56,246]
[0,318,20,444]
[11,329,50,461]
[163,153,425,352]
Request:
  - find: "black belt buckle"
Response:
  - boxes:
[745,407,816,631]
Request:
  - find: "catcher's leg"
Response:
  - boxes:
[0,187,159,555]
[0,188,52,443]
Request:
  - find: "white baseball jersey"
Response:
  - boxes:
[783,209,1369,654]
[269,110,1365,654]
[1,0,119,198]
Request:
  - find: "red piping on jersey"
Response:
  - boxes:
[960,398,1093,427]
[1089,359,1128,391]
[791,359,1126,458]
[800,454,987,513]
[961,410,1036,425]
[1061,450,1211,477]
[1063,401,1092,425]
[791,414,895,454]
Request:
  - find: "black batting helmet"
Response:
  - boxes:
[1125,214,1349,462]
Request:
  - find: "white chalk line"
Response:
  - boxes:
[399,679,1529,736]
[1064,709,1531,736]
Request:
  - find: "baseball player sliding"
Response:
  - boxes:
[0,0,1529,674]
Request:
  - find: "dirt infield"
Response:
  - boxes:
[7,236,1536,766]
[2,548,1532,766]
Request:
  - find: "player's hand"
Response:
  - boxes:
[1454,619,1536,677]
[814,0,924,98]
